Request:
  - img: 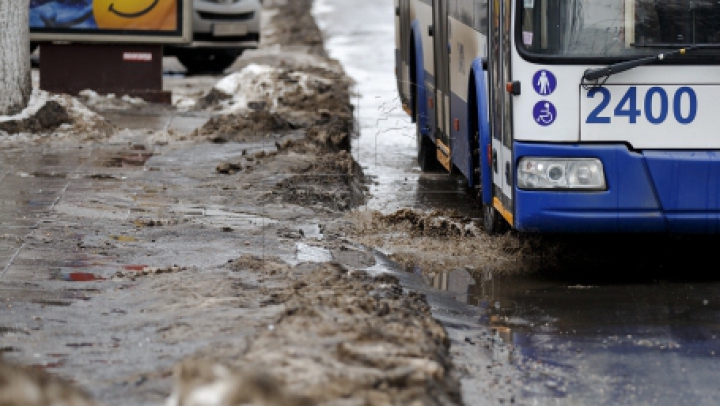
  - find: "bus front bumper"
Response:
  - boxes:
[514,142,720,234]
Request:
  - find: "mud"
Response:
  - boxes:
[346,208,558,276]
[0,93,115,141]
[0,100,70,133]
[0,359,98,406]
[269,150,365,211]
[192,64,353,148]
[226,262,462,405]
[193,110,298,142]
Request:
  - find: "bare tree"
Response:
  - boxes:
[0,0,31,116]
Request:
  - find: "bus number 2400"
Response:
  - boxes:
[586,87,697,125]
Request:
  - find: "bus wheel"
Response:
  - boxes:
[483,203,505,235]
[416,123,439,171]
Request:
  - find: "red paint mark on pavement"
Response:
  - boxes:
[123,265,148,271]
[64,273,105,282]
[32,359,66,370]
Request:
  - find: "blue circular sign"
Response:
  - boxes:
[533,101,557,126]
[533,70,557,96]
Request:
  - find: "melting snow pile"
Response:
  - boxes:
[77,89,146,110]
[0,89,114,141]
[211,64,338,114]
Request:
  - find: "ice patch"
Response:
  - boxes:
[296,242,333,263]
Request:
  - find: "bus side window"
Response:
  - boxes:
[474,0,488,35]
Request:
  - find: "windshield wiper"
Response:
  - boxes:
[582,45,720,82]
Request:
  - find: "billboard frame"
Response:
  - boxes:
[30,0,193,45]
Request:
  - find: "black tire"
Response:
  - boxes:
[471,121,507,235]
[483,202,507,235]
[177,51,238,74]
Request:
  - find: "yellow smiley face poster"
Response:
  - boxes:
[93,0,177,31]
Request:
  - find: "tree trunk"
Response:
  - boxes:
[0,0,31,116]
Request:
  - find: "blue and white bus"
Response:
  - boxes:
[395,0,720,233]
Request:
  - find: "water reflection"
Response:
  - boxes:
[429,267,476,303]
[427,251,720,403]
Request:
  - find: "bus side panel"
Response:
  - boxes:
[447,16,485,183]
[471,59,493,206]
[513,142,665,233]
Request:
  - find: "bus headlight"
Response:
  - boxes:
[517,158,606,190]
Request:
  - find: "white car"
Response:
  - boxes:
[166,0,262,74]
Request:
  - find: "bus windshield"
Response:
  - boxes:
[519,0,720,59]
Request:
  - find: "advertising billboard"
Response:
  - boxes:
[30,0,192,44]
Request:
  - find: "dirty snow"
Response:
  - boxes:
[211,64,337,115]
[0,89,49,123]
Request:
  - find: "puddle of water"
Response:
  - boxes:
[423,263,720,403]
[429,268,476,304]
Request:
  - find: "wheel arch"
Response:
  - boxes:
[470,58,493,205]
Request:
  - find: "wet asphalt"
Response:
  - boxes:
[314,0,720,404]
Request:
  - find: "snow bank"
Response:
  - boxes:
[0,89,114,142]
[212,63,337,114]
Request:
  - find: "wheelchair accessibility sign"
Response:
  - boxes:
[534,101,557,126]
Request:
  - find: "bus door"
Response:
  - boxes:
[432,0,451,169]
[488,0,514,221]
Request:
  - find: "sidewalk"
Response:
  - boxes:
[0,1,464,405]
